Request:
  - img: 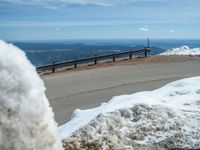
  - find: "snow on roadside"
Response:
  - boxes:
[0,40,63,150]
[159,45,200,56]
[59,76,200,149]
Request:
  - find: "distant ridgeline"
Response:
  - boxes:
[13,42,164,66]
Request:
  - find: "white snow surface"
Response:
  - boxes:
[0,40,63,150]
[59,76,200,149]
[159,45,200,56]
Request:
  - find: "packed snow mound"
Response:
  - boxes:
[59,76,200,149]
[0,40,63,150]
[159,45,200,56]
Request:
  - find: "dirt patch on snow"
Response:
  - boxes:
[62,105,200,150]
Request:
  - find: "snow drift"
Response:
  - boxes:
[159,45,200,56]
[0,40,63,150]
[59,77,200,149]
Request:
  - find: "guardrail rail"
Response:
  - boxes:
[36,47,150,73]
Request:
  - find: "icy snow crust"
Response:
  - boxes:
[59,77,200,149]
[159,45,200,56]
[0,40,63,150]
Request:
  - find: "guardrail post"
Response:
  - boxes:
[74,59,77,68]
[52,62,55,73]
[144,48,147,57]
[74,62,77,68]
[94,55,97,64]
[129,52,132,60]
[113,54,116,62]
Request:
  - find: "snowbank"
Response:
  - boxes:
[59,76,200,149]
[0,40,63,150]
[159,45,200,56]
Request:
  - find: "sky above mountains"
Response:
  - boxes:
[0,0,200,41]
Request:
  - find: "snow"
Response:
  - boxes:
[159,45,200,56]
[0,40,63,150]
[1,38,199,149]
[59,76,200,149]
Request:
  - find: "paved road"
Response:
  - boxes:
[43,61,200,125]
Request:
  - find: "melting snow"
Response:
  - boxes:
[1,39,199,149]
[59,76,200,149]
[0,40,63,150]
[159,45,200,56]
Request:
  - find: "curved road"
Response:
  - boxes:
[43,60,200,124]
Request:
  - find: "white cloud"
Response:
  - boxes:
[0,0,168,7]
[0,0,114,7]
[56,27,60,32]
[139,27,149,32]
[169,29,175,33]
[0,20,134,27]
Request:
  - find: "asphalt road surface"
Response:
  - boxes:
[43,60,200,125]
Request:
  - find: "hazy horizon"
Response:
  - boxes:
[8,38,200,44]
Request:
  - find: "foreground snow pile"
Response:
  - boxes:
[59,77,200,149]
[159,45,200,56]
[0,40,63,150]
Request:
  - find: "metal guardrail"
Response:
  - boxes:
[36,47,150,73]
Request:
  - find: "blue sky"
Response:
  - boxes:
[0,0,200,41]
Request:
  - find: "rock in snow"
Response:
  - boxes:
[0,40,63,150]
[60,77,200,149]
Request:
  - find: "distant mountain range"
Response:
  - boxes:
[10,42,166,65]
[13,42,165,55]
